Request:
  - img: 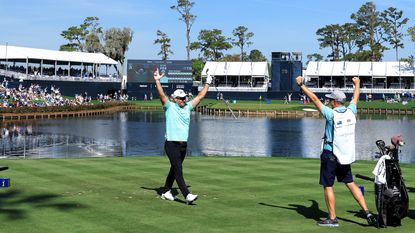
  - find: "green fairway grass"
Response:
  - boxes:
[1,156,414,232]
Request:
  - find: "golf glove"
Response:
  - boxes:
[206,74,213,85]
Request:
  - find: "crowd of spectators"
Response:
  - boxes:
[0,79,127,109]
[1,82,76,108]
[5,65,119,81]
[383,92,415,104]
[97,91,128,102]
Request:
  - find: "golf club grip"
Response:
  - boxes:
[355,174,374,182]
[0,166,9,171]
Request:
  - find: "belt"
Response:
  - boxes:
[166,141,187,145]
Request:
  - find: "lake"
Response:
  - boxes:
[1,111,414,163]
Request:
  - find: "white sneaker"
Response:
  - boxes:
[161,190,176,201]
[186,193,198,204]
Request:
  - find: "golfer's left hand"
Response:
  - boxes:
[206,74,213,85]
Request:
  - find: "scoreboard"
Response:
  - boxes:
[127,60,193,83]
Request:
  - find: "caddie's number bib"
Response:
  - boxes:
[332,109,356,164]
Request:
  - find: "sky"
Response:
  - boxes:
[1,0,415,63]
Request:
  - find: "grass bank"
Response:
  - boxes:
[1,99,413,115]
[1,156,414,232]
[129,99,415,112]
[205,99,415,111]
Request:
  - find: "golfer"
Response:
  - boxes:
[296,76,377,227]
[154,68,212,204]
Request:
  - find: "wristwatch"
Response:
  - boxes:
[298,82,304,87]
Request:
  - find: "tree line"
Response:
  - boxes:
[311,1,415,64]
[59,0,266,80]
[59,1,415,79]
[156,1,265,62]
[158,0,266,80]
[59,16,133,76]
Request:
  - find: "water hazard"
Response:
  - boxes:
[1,111,415,163]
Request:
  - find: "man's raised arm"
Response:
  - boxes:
[295,76,324,112]
[153,68,168,105]
[192,69,212,108]
[350,77,360,105]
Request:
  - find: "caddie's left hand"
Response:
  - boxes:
[296,76,304,86]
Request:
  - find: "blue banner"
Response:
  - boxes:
[0,178,10,188]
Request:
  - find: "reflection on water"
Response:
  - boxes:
[196,116,271,156]
[1,111,415,163]
[0,119,123,158]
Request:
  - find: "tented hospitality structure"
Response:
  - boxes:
[200,61,269,92]
[305,61,415,93]
[0,45,121,96]
[0,44,118,80]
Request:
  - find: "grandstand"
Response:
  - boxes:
[305,61,415,94]
[0,45,121,97]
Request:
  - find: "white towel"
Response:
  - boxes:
[372,154,391,184]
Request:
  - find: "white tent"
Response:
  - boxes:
[305,61,415,92]
[305,61,415,77]
[202,61,269,77]
[0,45,117,65]
[199,61,269,92]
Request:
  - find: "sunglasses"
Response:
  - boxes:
[176,97,186,101]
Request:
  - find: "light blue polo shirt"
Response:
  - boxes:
[163,100,193,142]
[321,103,357,151]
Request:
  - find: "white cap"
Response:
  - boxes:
[325,89,346,103]
[171,89,187,98]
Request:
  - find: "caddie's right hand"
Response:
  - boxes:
[296,76,303,86]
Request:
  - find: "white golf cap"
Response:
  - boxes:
[325,89,346,103]
[171,89,187,98]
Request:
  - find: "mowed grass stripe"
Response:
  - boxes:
[8,162,170,232]
[3,158,170,232]
[1,156,414,233]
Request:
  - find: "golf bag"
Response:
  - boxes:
[356,135,409,227]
